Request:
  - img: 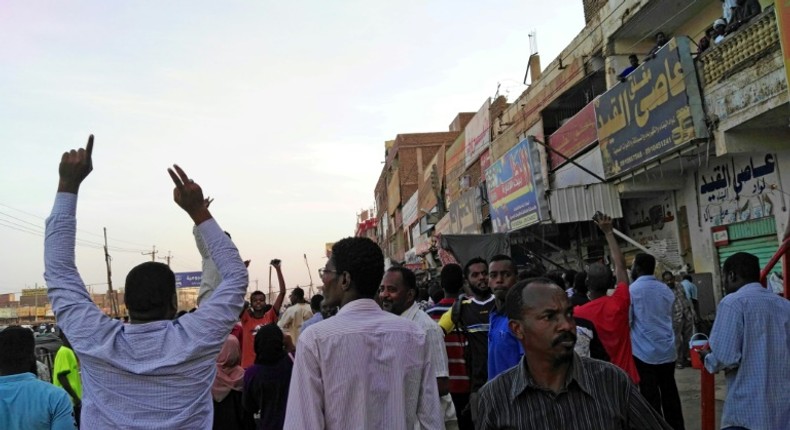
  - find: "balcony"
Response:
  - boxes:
[697,6,790,155]
[697,7,781,86]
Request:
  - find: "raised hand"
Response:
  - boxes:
[593,212,614,235]
[58,134,94,194]
[167,164,212,225]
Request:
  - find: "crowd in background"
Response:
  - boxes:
[2,137,790,430]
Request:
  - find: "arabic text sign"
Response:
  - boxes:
[698,153,778,226]
[175,272,202,288]
[485,138,542,232]
[446,188,483,234]
[596,37,706,178]
[550,100,597,169]
[465,98,491,168]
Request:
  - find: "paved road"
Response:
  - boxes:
[675,366,726,429]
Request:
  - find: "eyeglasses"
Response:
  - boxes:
[318,268,339,277]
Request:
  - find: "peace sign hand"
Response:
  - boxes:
[167,164,212,225]
[58,134,94,194]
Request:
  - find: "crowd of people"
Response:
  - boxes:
[1,135,789,430]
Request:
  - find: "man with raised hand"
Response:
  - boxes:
[573,213,640,383]
[44,135,249,428]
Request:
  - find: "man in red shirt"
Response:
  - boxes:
[573,213,640,383]
[240,259,286,368]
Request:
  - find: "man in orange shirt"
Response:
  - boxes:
[240,260,286,368]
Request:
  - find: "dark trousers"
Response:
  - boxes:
[634,356,685,430]
[451,392,474,430]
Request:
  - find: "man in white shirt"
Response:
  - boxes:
[277,287,313,346]
[381,266,459,430]
[284,237,442,429]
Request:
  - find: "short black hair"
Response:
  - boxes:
[586,264,611,293]
[0,326,36,375]
[505,277,557,320]
[628,54,638,60]
[440,263,464,294]
[250,290,265,299]
[683,275,693,282]
[291,287,305,299]
[463,257,487,278]
[546,270,566,290]
[662,271,674,279]
[124,262,176,322]
[574,271,588,295]
[310,294,324,312]
[489,254,516,273]
[633,253,656,277]
[723,252,760,283]
[387,266,418,293]
[331,237,385,298]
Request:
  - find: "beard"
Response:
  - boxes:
[469,284,491,298]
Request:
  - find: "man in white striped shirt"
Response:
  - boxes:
[380,266,459,430]
[284,237,443,429]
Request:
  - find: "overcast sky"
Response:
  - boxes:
[0,1,584,296]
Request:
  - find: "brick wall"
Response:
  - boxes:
[582,0,607,23]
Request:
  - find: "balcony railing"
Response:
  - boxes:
[698,6,780,85]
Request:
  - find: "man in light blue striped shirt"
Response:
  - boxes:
[44,136,248,429]
[701,252,790,430]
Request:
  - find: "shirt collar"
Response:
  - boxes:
[337,298,382,316]
[471,295,495,306]
[400,302,421,320]
[509,353,591,401]
[636,275,658,282]
[739,282,767,293]
[0,372,36,383]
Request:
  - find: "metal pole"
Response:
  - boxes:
[701,370,715,430]
[611,228,681,271]
[528,135,607,183]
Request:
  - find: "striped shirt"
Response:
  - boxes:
[704,283,790,429]
[476,354,672,430]
[45,193,249,429]
[284,299,443,429]
[427,298,469,393]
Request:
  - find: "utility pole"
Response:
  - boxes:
[159,251,173,266]
[104,228,120,318]
[142,245,158,261]
[303,253,314,297]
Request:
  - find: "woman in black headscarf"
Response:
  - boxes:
[242,323,293,430]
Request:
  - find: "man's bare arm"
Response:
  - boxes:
[595,213,628,285]
[271,259,286,314]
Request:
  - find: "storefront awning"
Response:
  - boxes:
[548,182,623,223]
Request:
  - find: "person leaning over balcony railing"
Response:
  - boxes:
[713,19,728,45]
[726,0,761,35]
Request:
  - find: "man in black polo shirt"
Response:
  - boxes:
[438,257,495,424]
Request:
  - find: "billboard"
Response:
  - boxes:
[465,98,491,168]
[595,36,707,178]
[549,100,598,169]
[485,137,547,232]
[387,170,401,215]
[175,272,202,288]
[402,191,419,228]
[445,187,483,234]
[445,132,466,204]
[419,148,444,212]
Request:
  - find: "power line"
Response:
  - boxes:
[0,202,153,249]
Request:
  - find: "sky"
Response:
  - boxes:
[0,1,585,297]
